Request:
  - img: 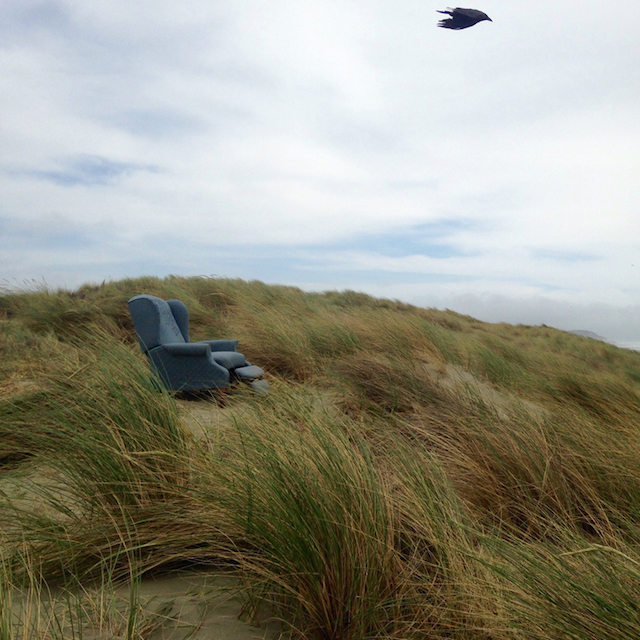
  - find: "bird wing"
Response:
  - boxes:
[438,12,475,29]
[451,8,488,20]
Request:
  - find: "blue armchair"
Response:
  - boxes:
[127,294,268,393]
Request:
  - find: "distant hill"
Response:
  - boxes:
[568,330,612,343]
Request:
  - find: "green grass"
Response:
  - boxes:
[2,275,640,638]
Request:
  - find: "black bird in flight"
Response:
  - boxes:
[437,7,492,29]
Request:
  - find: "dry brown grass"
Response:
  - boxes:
[2,276,640,639]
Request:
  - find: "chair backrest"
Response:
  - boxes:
[166,299,190,342]
[127,295,189,353]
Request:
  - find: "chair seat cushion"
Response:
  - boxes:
[211,351,247,369]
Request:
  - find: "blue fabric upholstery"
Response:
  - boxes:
[200,339,239,352]
[210,351,247,369]
[166,299,190,342]
[147,345,230,391]
[235,365,265,381]
[127,294,266,392]
[127,295,185,353]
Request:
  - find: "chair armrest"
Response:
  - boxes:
[198,339,238,352]
[162,343,211,357]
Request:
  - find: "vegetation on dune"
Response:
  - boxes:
[1,275,640,639]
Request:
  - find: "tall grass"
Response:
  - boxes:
[2,275,640,638]
[201,388,492,638]
[486,532,640,640]
[0,542,211,640]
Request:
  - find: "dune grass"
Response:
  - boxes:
[1,275,640,638]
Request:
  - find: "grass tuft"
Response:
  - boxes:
[2,275,640,638]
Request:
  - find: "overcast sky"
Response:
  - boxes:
[2,0,640,341]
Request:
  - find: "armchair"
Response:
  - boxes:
[127,294,268,393]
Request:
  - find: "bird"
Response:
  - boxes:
[437,7,492,30]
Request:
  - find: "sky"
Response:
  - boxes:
[2,0,640,341]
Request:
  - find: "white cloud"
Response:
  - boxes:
[1,0,640,338]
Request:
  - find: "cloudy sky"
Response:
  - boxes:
[2,0,640,341]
